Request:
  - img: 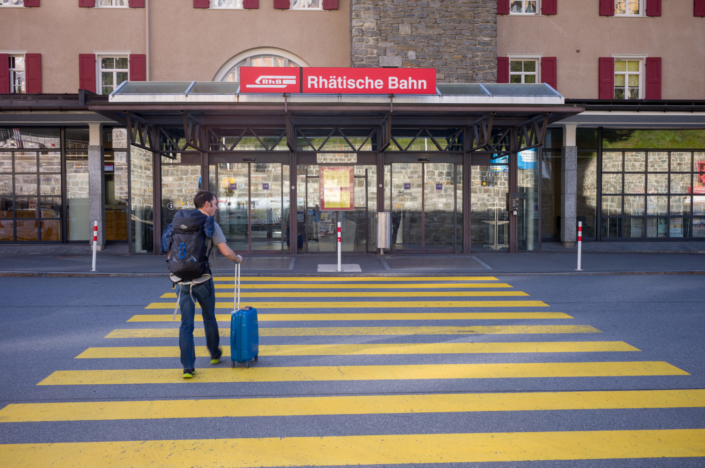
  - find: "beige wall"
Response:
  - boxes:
[0,0,350,93]
[498,0,705,99]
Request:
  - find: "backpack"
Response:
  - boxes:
[161,223,173,254]
[167,210,215,281]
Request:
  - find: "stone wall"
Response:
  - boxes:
[351,0,497,82]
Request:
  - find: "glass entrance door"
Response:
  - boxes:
[470,164,509,251]
[389,162,460,253]
[215,162,287,253]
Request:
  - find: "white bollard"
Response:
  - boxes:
[337,221,342,272]
[576,221,582,271]
[91,221,98,272]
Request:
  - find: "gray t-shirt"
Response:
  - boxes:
[211,221,226,247]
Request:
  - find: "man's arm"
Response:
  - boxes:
[216,242,242,263]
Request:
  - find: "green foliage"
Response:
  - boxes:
[602,130,705,149]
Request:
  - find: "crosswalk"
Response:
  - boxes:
[1,274,704,466]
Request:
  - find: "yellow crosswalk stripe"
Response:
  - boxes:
[76,341,639,359]
[145,300,550,309]
[129,312,572,322]
[3,429,704,466]
[4,389,702,423]
[38,361,687,386]
[214,283,514,289]
[106,325,601,338]
[213,276,499,281]
[162,291,528,298]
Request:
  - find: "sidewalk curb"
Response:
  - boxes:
[1,270,704,278]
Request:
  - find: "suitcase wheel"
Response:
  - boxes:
[254,355,258,362]
[246,362,250,368]
[231,361,235,368]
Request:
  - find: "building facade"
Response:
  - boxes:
[1,0,703,253]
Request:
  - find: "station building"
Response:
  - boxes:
[0,0,703,254]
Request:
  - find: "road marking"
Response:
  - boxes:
[212,276,499,282]
[145,300,550,309]
[129,312,572,322]
[106,325,602,338]
[213,283,514,289]
[2,429,704,466]
[38,362,687,386]
[161,291,528,298]
[76,341,639,359]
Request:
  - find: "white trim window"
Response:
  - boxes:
[614,58,642,99]
[97,0,128,7]
[510,0,538,15]
[291,0,321,10]
[509,58,539,83]
[210,0,243,8]
[0,0,24,6]
[223,55,299,82]
[9,55,25,94]
[615,0,643,16]
[99,56,129,95]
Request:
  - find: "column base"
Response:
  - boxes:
[562,242,575,249]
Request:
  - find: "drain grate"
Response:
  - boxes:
[382,256,489,270]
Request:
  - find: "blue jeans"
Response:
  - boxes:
[178,279,220,369]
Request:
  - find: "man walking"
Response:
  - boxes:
[167,190,242,379]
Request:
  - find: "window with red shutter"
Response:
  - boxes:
[598,57,615,99]
[696,0,705,16]
[0,54,9,95]
[273,0,289,9]
[645,57,661,100]
[599,0,614,16]
[79,54,96,93]
[541,57,557,91]
[129,0,145,7]
[24,0,40,7]
[542,0,557,15]
[497,0,509,15]
[129,54,146,82]
[25,53,41,94]
[243,0,259,8]
[322,0,338,10]
[496,57,509,83]
[193,0,209,8]
[646,0,661,16]
[78,0,94,7]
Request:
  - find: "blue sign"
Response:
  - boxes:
[518,149,537,170]
[229,183,237,190]
[262,183,269,190]
[490,155,509,173]
[404,183,411,190]
[436,183,443,190]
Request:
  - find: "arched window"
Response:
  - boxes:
[214,48,308,83]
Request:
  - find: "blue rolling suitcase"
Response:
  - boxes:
[230,263,259,368]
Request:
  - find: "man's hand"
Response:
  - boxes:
[217,242,242,264]
[234,255,243,264]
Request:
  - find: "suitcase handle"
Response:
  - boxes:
[234,262,241,311]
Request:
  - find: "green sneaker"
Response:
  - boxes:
[183,368,196,379]
[210,349,223,365]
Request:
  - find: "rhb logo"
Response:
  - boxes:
[246,75,297,89]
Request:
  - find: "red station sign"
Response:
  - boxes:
[240,67,436,95]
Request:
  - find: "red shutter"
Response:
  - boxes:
[696,0,705,16]
[645,57,662,100]
[322,0,338,10]
[0,54,9,94]
[646,0,661,16]
[78,0,94,7]
[542,0,557,15]
[79,54,96,93]
[243,0,259,8]
[599,0,614,16]
[497,57,509,83]
[497,0,509,15]
[193,0,209,8]
[541,57,557,91]
[273,0,289,9]
[24,0,40,6]
[25,54,42,94]
[598,57,615,100]
[129,0,145,7]
[130,54,146,82]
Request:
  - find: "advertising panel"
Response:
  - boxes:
[319,166,354,211]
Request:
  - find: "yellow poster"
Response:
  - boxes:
[320,166,354,210]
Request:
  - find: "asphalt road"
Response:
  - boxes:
[0,274,704,467]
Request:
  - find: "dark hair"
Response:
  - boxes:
[194,190,216,209]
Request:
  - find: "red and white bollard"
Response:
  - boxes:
[91,221,98,271]
[576,221,582,271]
[337,222,342,272]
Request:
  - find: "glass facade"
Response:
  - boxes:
[471,161,509,251]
